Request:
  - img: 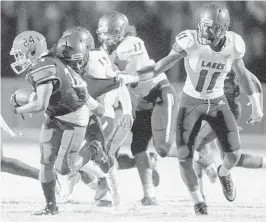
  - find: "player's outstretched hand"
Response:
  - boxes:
[247,93,264,125]
[119,114,133,129]
[247,106,264,125]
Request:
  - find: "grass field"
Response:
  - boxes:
[1,135,266,222]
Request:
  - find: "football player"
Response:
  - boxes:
[1,114,39,180]
[55,26,136,206]
[9,31,110,215]
[194,70,265,198]
[103,11,179,206]
[136,3,264,214]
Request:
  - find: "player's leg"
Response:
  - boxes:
[194,122,218,183]
[227,98,266,169]
[206,97,241,202]
[82,115,113,205]
[35,118,62,215]
[1,156,39,180]
[78,115,111,173]
[0,115,39,179]
[131,109,156,205]
[151,82,178,158]
[175,93,207,215]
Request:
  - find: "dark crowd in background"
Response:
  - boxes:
[1,1,266,83]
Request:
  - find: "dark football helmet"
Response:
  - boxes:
[98,11,129,48]
[197,3,230,46]
[56,34,89,75]
[62,26,95,51]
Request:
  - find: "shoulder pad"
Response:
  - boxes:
[173,30,195,53]
[230,32,245,60]
[116,36,145,60]
[28,57,57,86]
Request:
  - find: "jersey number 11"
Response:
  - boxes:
[195,70,221,92]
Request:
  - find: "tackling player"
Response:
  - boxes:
[9,31,110,215]
[103,11,179,206]
[136,3,264,215]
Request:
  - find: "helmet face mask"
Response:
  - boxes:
[197,3,230,47]
[10,50,31,75]
[10,31,48,75]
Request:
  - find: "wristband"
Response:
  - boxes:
[86,97,98,110]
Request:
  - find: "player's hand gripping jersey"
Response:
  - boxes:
[87,48,132,118]
[111,36,168,99]
[27,56,90,126]
[173,30,245,99]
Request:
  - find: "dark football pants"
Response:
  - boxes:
[131,80,178,158]
[39,117,86,182]
[176,92,240,158]
[195,97,242,151]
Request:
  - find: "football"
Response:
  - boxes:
[13,88,37,106]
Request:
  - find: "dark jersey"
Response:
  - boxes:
[27,56,88,117]
[223,71,240,99]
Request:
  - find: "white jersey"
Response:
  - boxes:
[87,48,132,118]
[173,30,245,99]
[112,36,167,98]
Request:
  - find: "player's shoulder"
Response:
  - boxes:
[27,56,58,85]
[116,36,144,57]
[30,56,57,73]
[227,31,245,55]
[174,30,197,52]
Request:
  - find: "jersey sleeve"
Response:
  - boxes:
[102,91,116,119]
[28,57,58,88]
[87,57,107,78]
[118,85,132,115]
[233,33,246,60]
[172,30,195,53]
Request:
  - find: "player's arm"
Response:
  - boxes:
[231,34,263,124]
[118,85,132,116]
[14,83,53,114]
[249,72,263,110]
[118,85,133,129]
[137,32,190,77]
[85,94,105,117]
[232,59,263,123]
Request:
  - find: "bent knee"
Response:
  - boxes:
[177,145,192,162]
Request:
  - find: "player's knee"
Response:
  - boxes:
[154,140,173,158]
[177,145,192,162]
[224,150,241,164]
